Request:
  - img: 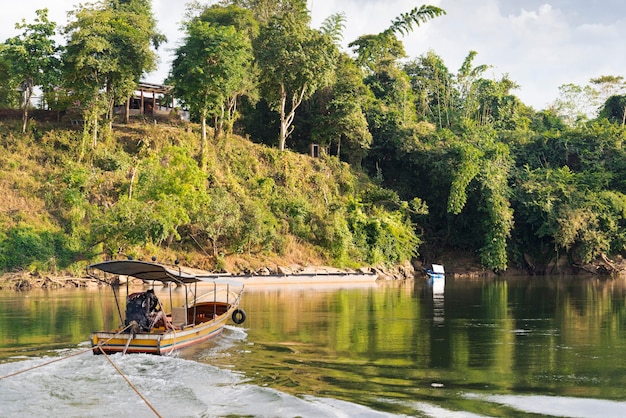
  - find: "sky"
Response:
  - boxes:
[2,0,625,110]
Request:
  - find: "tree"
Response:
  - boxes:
[599,95,626,126]
[405,50,455,128]
[195,5,258,138]
[254,2,338,151]
[455,50,490,120]
[0,51,20,108]
[592,75,626,127]
[385,5,446,36]
[191,187,242,256]
[471,75,522,129]
[349,5,445,74]
[226,0,301,25]
[352,5,446,190]
[319,12,346,46]
[169,6,254,167]
[590,75,625,108]
[357,8,439,182]
[405,50,523,130]
[62,4,116,147]
[514,165,626,266]
[62,1,163,146]
[506,116,626,271]
[94,146,208,251]
[551,78,624,126]
[1,9,60,133]
[306,13,373,164]
[444,123,514,270]
[106,0,164,124]
[311,54,372,166]
[349,33,407,75]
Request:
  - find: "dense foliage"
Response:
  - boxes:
[0,120,420,274]
[1,2,626,275]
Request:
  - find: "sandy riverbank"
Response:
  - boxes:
[0,266,390,291]
[221,271,379,286]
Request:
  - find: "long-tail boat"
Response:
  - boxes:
[87,259,246,355]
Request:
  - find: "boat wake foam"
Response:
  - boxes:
[0,343,404,417]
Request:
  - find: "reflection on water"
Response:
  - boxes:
[430,277,445,325]
[200,276,626,416]
[2,276,626,416]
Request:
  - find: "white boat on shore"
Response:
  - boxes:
[425,264,445,279]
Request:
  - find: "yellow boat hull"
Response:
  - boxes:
[91,304,236,355]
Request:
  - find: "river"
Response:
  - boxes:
[2,275,626,417]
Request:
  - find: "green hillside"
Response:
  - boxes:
[3,2,626,280]
[0,116,420,277]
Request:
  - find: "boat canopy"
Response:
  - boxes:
[88,260,202,284]
[431,264,445,274]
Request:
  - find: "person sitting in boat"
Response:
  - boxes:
[146,289,175,331]
[125,289,173,332]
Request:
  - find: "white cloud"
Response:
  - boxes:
[391,1,626,109]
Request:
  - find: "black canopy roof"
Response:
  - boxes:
[88,260,200,284]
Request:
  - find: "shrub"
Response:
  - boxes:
[0,225,77,273]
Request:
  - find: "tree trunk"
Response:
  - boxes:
[279,120,288,151]
[105,81,114,131]
[213,115,219,140]
[21,102,29,134]
[213,104,224,140]
[166,232,175,248]
[226,95,238,135]
[279,84,288,151]
[125,97,131,124]
[200,109,207,169]
[21,86,33,134]
[218,103,225,138]
[336,136,341,159]
[278,83,307,151]
[128,165,137,199]
[210,237,217,257]
[92,107,98,148]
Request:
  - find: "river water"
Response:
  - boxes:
[2,275,626,417]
